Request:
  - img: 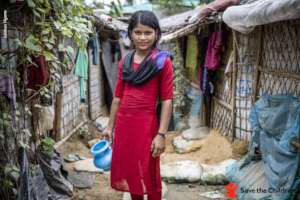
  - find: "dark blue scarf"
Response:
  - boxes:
[122,49,171,85]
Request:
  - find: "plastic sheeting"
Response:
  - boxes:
[17,147,73,200]
[226,94,300,200]
[223,0,300,34]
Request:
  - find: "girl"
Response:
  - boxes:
[103,10,174,200]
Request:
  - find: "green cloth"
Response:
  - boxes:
[74,48,88,100]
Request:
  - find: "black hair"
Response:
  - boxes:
[127,10,161,47]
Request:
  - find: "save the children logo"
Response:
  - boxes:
[225,182,238,199]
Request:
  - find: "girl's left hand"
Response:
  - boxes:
[151,134,166,157]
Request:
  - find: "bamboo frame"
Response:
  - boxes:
[213,96,232,111]
[230,30,238,142]
[258,67,300,81]
[161,21,216,42]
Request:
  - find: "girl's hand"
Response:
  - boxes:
[151,134,166,157]
[102,128,113,143]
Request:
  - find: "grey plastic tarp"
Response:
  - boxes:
[223,0,300,34]
[226,94,300,200]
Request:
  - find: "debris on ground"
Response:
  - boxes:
[95,116,109,132]
[162,129,235,165]
[64,154,87,163]
[199,191,225,199]
[37,147,74,199]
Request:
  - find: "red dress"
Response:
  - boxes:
[111,58,173,195]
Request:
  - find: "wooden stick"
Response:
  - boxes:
[54,92,63,141]
[54,121,87,149]
[161,21,215,42]
[230,30,238,143]
[252,27,263,103]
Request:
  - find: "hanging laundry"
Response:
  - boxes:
[74,47,88,102]
[200,67,215,96]
[27,55,49,90]
[0,74,17,126]
[110,40,122,63]
[88,36,100,65]
[204,30,224,71]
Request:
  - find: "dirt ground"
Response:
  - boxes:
[57,122,123,200]
[57,122,242,200]
[162,130,242,165]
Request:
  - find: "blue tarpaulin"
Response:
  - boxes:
[226,94,300,200]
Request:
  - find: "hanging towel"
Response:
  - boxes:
[74,48,88,101]
[204,30,224,71]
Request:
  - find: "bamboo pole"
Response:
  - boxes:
[252,27,263,103]
[54,121,87,149]
[230,30,238,142]
[54,92,63,141]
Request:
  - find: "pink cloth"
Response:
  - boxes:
[204,30,223,70]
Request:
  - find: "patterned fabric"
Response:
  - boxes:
[122,48,171,85]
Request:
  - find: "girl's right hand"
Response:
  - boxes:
[102,128,113,143]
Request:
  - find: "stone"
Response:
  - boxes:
[172,136,204,154]
[161,160,203,183]
[182,126,210,140]
[201,159,237,185]
[67,171,95,188]
[74,159,104,173]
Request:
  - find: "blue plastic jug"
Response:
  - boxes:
[90,139,112,171]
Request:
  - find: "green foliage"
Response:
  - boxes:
[154,0,197,9]
[40,137,55,152]
[4,165,20,183]
[109,0,123,17]
[15,0,93,101]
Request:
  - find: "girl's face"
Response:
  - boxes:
[131,23,156,51]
